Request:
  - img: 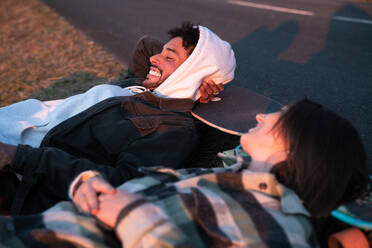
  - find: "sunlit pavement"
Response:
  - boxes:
[42,0,372,171]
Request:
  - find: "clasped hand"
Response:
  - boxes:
[199,80,224,104]
[73,176,141,229]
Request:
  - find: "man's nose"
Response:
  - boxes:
[149,54,160,66]
[256,113,266,122]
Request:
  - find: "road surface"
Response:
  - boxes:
[43,0,372,170]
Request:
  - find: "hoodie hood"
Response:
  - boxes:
[153,25,236,100]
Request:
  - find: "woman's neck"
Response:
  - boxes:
[248,151,286,172]
[248,160,273,172]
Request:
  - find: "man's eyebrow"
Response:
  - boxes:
[165,47,179,56]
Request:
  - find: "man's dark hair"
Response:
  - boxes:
[271,98,369,218]
[168,21,200,55]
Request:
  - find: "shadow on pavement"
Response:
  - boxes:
[232,4,372,171]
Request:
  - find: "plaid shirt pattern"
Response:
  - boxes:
[0,161,318,247]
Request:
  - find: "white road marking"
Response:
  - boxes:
[332,16,372,25]
[227,0,314,16]
[228,0,372,25]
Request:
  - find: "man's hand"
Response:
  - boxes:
[199,80,224,104]
[73,176,116,214]
[0,142,16,171]
[94,190,142,229]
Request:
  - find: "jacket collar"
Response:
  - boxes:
[134,91,194,112]
[239,171,311,216]
[218,152,311,216]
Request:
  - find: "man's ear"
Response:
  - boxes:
[186,45,195,55]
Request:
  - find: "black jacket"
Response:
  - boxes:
[11,92,197,215]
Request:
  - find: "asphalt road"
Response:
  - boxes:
[43,0,372,170]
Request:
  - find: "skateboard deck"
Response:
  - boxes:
[191,85,282,136]
[331,177,372,230]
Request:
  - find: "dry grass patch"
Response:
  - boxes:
[0,0,125,106]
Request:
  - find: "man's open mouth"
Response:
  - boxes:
[148,69,161,77]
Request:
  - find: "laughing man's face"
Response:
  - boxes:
[142,37,191,90]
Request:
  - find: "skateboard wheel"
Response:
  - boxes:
[328,227,369,248]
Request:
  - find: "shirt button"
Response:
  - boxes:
[259,182,268,190]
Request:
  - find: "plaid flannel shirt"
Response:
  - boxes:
[0,159,318,247]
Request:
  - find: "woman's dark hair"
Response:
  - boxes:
[271,98,369,217]
[167,21,199,55]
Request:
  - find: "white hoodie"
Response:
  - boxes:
[155,25,236,100]
[0,26,235,147]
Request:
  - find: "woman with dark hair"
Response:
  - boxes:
[0,98,369,247]
[269,99,369,218]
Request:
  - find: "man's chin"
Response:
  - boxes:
[142,79,162,90]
